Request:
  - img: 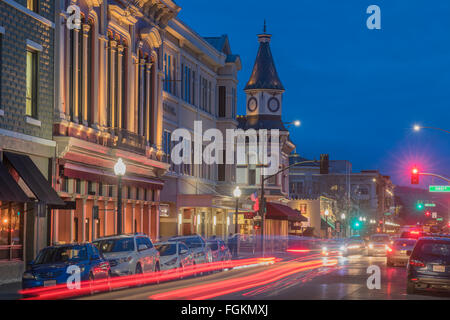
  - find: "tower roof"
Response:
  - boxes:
[244,24,284,91]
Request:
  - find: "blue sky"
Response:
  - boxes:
[177,0,450,186]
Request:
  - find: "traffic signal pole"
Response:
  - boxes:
[258,160,322,257]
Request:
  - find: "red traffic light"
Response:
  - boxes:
[425,211,431,217]
[411,167,420,184]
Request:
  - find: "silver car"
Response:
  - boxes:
[169,235,212,265]
[93,233,160,277]
[155,241,195,272]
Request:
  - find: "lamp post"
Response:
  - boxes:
[284,120,301,129]
[114,158,126,235]
[325,210,330,239]
[233,186,241,234]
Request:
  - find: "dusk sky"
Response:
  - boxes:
[177,0,450,187]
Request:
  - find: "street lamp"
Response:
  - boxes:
[233,186,241,234]
[341,213,346,237]
[413,124,450,134]
[324,209,330,239]
[114,158,126,235]
[284,120,301,129]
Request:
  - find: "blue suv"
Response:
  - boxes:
[22,243,111,291]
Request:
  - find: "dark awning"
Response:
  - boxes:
[3,152,65,206]
[266,202,308,222]
[0,161,29,202]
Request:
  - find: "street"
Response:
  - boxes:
[74,251,450,300]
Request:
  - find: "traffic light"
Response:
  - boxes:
[416,202,424,211]
[320,154,329,174]
[425,211,431,217]
[411,167,419,184]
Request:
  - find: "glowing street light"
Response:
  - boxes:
[413,124,450,134]
[114,158,126,234]
[341,213,346,220]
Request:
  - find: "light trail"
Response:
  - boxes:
[149,258,338,300]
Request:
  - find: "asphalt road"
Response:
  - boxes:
[77,252,450,300]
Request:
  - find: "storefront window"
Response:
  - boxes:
[0,202,24,260]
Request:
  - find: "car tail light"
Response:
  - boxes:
[410,259,425,267]
[385,245,392,253]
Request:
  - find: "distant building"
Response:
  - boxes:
[289,153,395,236]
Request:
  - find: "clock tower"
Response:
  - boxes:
[244,22,284,117]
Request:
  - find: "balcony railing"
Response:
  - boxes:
[110,128,147,155]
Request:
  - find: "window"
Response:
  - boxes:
[27,0,38,12]
[231,87,236,119]
[218,150,225,181]
[75,179,81,194]
[218,86,226,117]
[164,53,177,95]
[26,49,38,118]
[248,169,256,185]
[182,64,195,105]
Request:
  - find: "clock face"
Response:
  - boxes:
[247,97,258,112]
[268,97,280,112]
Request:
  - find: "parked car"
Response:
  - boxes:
[93,233,160,277]
[169,235,212,265]
[207,238,232,263]
[387,238,417,267]
[367,234,391,256]
[22,243,110,291]
[407,237,450,294]
[341,238,367,257]
[155,241,194,272]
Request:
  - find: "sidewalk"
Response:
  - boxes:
[0,282,21,300]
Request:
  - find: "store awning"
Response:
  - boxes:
[266,202,308,222]
[0,161,29,202]
[3,152,65,206]
[63,162,164,190]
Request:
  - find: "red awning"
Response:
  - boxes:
[63,163,164,190]
[266,202,308,222]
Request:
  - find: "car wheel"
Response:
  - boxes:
[135,263,144,287]
[407,280,416,295]
[88,272,95,295]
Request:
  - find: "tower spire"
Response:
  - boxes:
[263,19,266,34]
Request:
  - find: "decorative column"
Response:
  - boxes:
[138,59,145,136]
[145,61,152,143]
[81,24,91,126]
[156,191,160,240]
[132,203,136,233]
[104,200,108,237]
[64,22,71,120]
[56,10,66,120]
[98,36,108,127]
[82,199,87,242]
[140,204,144,233]
[117,44,124,129]
[109,40,117,128]
[148,205,152,239]
[91,26,100,129]
[53,210,59,244]
[69,210,74,243]
[72,28,80,123]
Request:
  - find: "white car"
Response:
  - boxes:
[93,233,160,277]
[169,235,212,265]
[155,241,195,272]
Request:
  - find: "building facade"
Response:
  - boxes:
[51,0,179,245]
[0,0,64,283]
[289,153,395,236]
[159,19,246,239]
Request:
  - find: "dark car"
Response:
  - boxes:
[387,238,417,267]
[407,237,450,294]
[207,239,232,264]
[22,243,110,291]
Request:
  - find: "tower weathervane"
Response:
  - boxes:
[263,19,267,33]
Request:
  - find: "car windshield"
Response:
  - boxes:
[415,240,450,262]
[155,244,177,256]
[181,238,204,249]
[94,238,135,253]
[370,235,389,243]
[34,246,88,265]
[394,240,416,248]
[207,242,218,251]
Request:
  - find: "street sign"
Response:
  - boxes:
[429,186,450,193]
[432,212,437,219]
[437,218,444,222]
[424,203,436,207]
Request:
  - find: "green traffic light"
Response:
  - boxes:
[416,203,424,210]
